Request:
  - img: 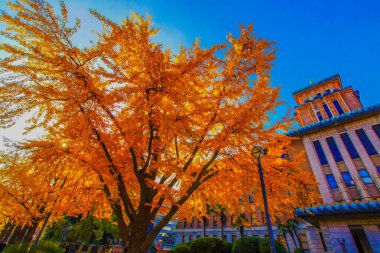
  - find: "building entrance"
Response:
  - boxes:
[349,225,372,253]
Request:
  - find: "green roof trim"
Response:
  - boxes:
[292,73,340,95]
[288,103,380,136]
[296,201,380,217]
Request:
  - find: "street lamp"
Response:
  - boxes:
[251,145,276,253]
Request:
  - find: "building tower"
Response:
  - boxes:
[290,74,380,253]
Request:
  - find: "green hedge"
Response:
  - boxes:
[232,236,287,253]
[189,237,230,253]
[174,244,191,253]
[4,240,63,253]
[174,236,287,253]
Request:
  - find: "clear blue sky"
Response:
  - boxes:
[1,0,380,120]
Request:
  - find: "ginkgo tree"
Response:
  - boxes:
[0,147,106,246]
[0,1,319,252]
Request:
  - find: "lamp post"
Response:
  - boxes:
[251,146,276,253]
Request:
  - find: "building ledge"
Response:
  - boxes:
[292,74,340,95]
[296,200,380,217]
[288,103,380,136]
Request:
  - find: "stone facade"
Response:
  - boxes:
[290,74,380,253]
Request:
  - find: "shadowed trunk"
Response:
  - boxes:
[293,227,303,251]
[22,222,39,245]
[0,223,12,240]
[289,231,297,250]
[3,224,15,242]
[8,225,26,244]
[202,216,207,237]
[283,233,290,253]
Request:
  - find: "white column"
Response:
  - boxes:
[333,135,372,200]
[347,130,380,189]
[319,138,352,202]
[302,136,334,204]
[363,125,380,155]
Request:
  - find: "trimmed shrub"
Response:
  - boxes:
[293,248,303,253]
[3,243,29,253]
[174,244,191,253]
[258,238,287,253]
[4,241,63,253]
[232,236,288,253]
[224,242,233,253]
[232,236,260,253]
[190,237,230,253]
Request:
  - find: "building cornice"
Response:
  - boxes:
[292,74,340,96]
[288,103,380,137]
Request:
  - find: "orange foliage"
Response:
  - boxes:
[0,1,319,252]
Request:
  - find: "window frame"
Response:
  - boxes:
[333,100,344,115]
[323,103,333,118]
[340,133,360,159]
[358,169,374,185]
[341,171,355,187]
[356,129,378,156]
[326,137,344,162]
[373,124,380,139]
[313,140,329,165]
[326,174,338,189]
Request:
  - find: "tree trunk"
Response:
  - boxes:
[3,224,15,242]
[0,222,12,240]
[22,222,39,245]
[8,225,25,244]
[202,216,207,237]
[290,232,297,250]
[283,233,290,253]
[33,212,51,246]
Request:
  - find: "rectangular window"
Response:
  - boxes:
[341,172,355,187]
[213,216,218,227]
[373,124,380,139]
[313,104,324,121]
[316,111,323,121]
[358,169,373,185]
[262,212,267,224]
[323,103,333,118]
[333,100,344,115]
[326,174,338,189]
[326,137,344,162]
[313,140,329,165]
[184,220,187,228]
[232,235,236,242]
[189,235,193,241]
[182,235,186,243]
[340,133,360,159]
[250,213,256,225]
[356,129,378,156]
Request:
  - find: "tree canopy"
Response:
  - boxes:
[0,1,319,252]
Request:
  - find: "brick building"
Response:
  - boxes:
[289,74,380,253]
[175,207,286,245]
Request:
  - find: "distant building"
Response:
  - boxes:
[289,74,380,253]
[175,208,288,245]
